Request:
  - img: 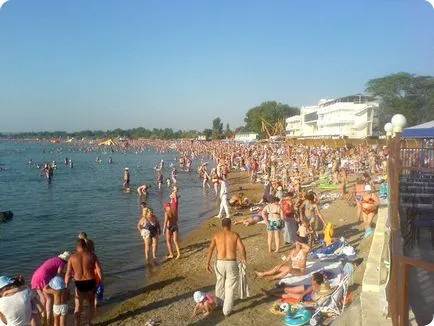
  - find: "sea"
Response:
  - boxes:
[0,141,217,300]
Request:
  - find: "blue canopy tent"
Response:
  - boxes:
[402,121,434,138]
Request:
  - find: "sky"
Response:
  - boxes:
[0,0,433,133]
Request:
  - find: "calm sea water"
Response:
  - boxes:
[0,141,216,299]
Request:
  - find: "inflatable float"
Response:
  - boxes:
[0,211,13,224]
[284,308,312,326]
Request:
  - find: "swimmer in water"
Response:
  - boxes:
[123,168,130,191]
[166,178,171,188]
[44,163,54,184]
[171,167,178,185]
[108,157,113,164]
[137,184,150,200]
[156,169,163,190]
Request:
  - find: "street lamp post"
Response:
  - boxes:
[384,122,393,140]
[386,113,407,325]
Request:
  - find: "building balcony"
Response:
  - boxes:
[317,119,354,126]
[286,115,301,123]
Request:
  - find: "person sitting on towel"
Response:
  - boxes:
[254,241,310,281]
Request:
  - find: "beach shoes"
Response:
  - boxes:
[363,228,374,238]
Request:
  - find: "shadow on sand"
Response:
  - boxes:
[96,284,213,326]
[189,293,276,326]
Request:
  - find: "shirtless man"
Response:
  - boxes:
[229,192,250,207]
[65,239,103,326]
[206,218,247,316]
[255,241,310,281]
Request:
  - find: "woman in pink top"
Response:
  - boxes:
[31,251,70,324]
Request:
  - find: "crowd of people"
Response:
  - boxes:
[0,138,387,325]
[190,140,385,320]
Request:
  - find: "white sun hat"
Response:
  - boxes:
[193,291,205,303]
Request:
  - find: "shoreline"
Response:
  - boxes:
[94,171,373,325]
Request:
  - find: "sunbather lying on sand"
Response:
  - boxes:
[233,214,263,226]
[261,272,326,302]
[255,241,310,281]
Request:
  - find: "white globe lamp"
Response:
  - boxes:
[384,122,393,136]
[391,114,407,133]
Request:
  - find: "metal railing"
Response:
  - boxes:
[387,136,434,326]
[401,147,434,171]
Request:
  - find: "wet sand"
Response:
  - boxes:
[94,171,373,326]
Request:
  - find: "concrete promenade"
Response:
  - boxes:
[360,205,392,326]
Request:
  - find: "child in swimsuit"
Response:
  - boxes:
[191,291,217,319]
[44,276,70,326]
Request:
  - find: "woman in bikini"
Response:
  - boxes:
[262,196,285,253]
[261,272,325,302]
[339,167,347,198]
[137,208,161,265]
[354,178,365,221]
[202,166,211,190]
[300,192,327,240]
[361,185,380,238]
[255,241,310,281]
[210,168,219,194]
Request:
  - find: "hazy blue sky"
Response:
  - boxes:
[0,0,433,132]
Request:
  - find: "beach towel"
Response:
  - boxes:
[278,261,344,287]
[238,263,250,299]
[310,240,344,256]
[309,240,358,261]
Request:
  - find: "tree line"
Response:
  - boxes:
[2,72,432,140]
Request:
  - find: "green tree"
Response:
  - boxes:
[212,117,224,139]
[365,72,434,127]
[244,101,299,137]
[203,128,212,140]
[224,123,233,139]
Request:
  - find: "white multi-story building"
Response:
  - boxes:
[286,94,379,139]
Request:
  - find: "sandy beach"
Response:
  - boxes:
[93,170,373,326]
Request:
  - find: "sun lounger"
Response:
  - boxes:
[309,263,354,325]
